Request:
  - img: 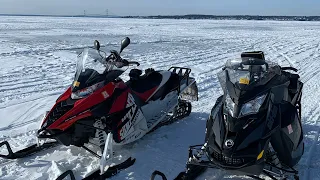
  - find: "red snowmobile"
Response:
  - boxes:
[0,37,199,179]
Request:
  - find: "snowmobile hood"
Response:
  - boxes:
[38,81,117,137]
[205,84,284,154]
[205,97,280,163]
[37,44,138,140]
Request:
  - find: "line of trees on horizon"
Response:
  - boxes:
[1,14,320,21]
[122,14,320,21]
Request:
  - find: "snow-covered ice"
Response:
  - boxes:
[1,16,320,179]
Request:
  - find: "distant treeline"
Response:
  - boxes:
[0,14,119,18]
[122,15,320,21]
[1,14,320,21]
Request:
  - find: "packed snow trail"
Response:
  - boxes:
[1,16,320,179]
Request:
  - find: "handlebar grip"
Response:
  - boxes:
[123,59,140,66]
[129,61,140,66]
[281,67,298,72]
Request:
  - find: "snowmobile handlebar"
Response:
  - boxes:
[106,51,140,67]
[116,59,140,68]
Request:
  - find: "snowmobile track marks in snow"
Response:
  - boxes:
[1,18,320,180]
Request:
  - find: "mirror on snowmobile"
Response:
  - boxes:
[119,37,130,54]
[94,40,100,50]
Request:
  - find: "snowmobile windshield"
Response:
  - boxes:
[218,58,278,92]
[218,58,278,118]
[75,48,108,81]
[71,48,126,99]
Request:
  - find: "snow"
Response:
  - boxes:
[1,16,320,179]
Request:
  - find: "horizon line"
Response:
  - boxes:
[1,13,320,17]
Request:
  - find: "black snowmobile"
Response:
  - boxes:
[152,51,304,180]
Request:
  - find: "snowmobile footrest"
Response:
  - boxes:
[0,140,59,159]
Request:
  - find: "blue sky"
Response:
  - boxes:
[0,0,319,16]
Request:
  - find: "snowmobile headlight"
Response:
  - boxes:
[239,94,267,116]
[71,82,104,99]
[225,94,236,117]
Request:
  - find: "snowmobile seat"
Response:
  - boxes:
[127,70,163,102]
[128,68,157,82]
[150,72,180,101]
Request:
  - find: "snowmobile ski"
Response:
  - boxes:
[56,157,135,180]
[55,170,76,180]
[0,140,59,159]
[150,164,207,180]
[151,171,167,180]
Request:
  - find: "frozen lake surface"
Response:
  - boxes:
[1,16,320,179]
